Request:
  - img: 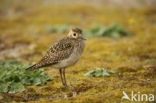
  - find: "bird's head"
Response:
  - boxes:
[67,28,86,40]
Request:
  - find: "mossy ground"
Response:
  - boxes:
[0,3,156,103]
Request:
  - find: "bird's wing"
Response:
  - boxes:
[30,37,75,69]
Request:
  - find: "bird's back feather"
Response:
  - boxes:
[27,37,75,70]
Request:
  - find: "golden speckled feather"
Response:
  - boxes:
[27,37,78,70]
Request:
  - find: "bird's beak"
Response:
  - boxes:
[80,37,86,40]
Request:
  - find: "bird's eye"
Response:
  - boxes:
[73,33,77,36]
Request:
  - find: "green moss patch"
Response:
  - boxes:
[85,68,116,77]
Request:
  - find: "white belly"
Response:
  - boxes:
[53,48,82,69]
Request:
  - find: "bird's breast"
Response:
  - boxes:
[54,41,85,68]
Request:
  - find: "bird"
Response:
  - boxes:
[26,27,86,87]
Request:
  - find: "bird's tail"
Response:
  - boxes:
[26,64,40,70]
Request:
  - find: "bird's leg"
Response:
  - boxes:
[59,69,65,86]
[62,68,68,87]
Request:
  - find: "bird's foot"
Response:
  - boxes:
[63,84,68,88]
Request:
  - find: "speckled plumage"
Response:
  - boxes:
[29,37,84,69]
[27,28,85,87]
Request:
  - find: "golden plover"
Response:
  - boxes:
[27,28,86,87]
